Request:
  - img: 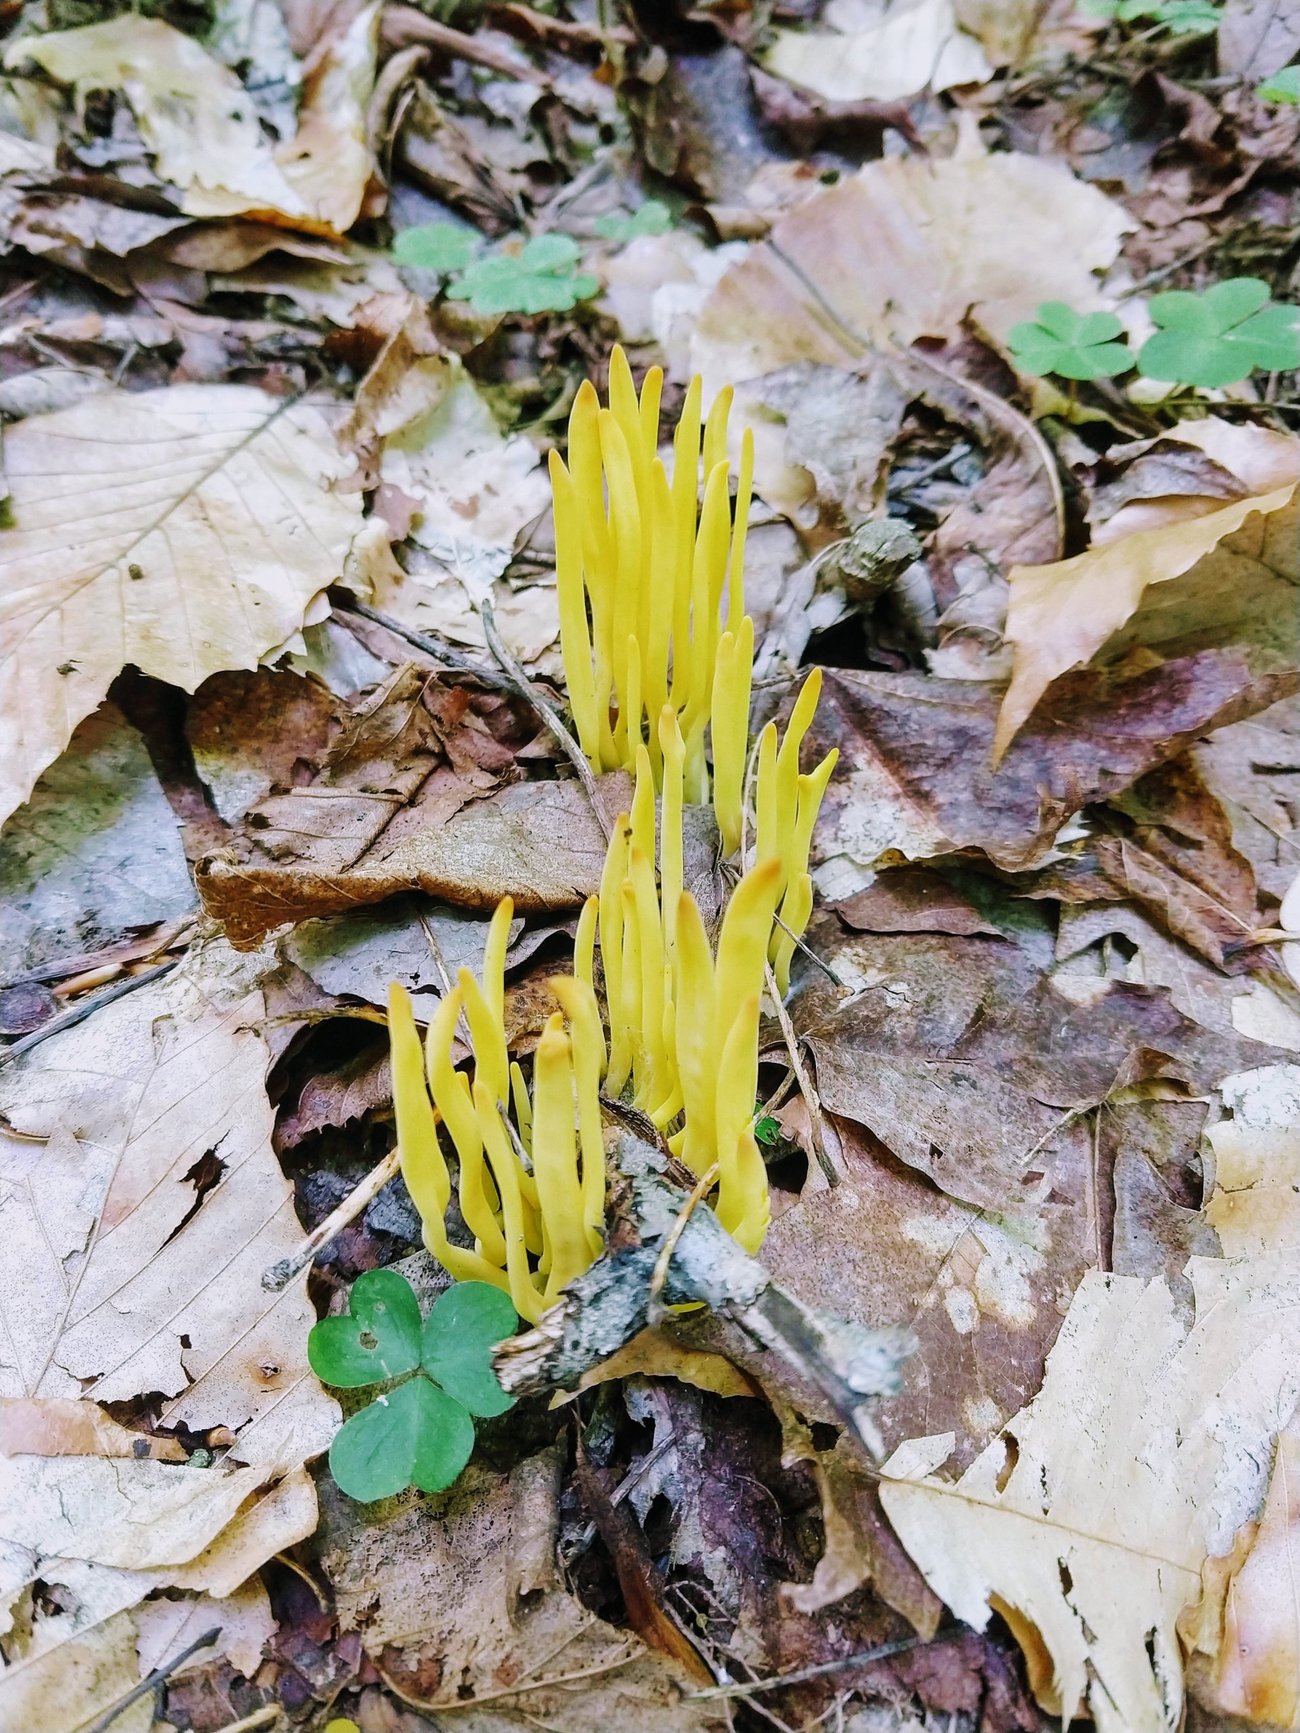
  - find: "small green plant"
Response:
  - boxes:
[447,233,598,316]
[1257,65,1300,103]
[309,1271,516,1502]
[1007,303,1135,380]
[1084,0,1221,34]
[392,221,477,274]
[1009,283,1300,392]
[754,1106,781,1146]
[1138,278,1300,386]
[595,200,673,242]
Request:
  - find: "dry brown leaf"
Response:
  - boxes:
[197,665,621,944]
[0,937,336,1724]
[319,1445,718,1729]
[692,141,1130,393]
[0,383,365,827]
[7,11,379,232]
[880,1253,1300,1733]
[0,1398,186,1461]
[575,1329,760,1401]
[761,0,991,103]
[805,656,1294,892]
[995,483,1300,762]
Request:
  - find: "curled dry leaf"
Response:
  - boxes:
[761,0,991,104]
[197,664,621,944]
[691,143,1131,394]
[995,481,1300,763]
[0,383,366,827]
[880,1253,1300,1733]
[0,937,337,1729]
[805,656,1295,894]
[7,9,380,233]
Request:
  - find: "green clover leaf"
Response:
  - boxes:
[1258,65,1300,105]
[1007,302,1135,381]
[310,1274,517,1503]
[308,1267,422,1388]
[1084,0,1220,33]
[329,1377,475,1500]
[1137,278,1300,387]
[594,201,673,242]
[447,233,598,316]
[421,1280,518,1417]
[393,221,478,274]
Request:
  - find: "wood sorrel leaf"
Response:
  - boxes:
[1007,301,1134,381]
[308,1267,422,1389]
[421,1280,517,1417]
[328,1377,475,1501]
[1138,278,1300,387]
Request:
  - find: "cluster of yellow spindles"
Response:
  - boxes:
[387,899,605,1325]
[388,354,841,1315]
[549,345,755,845]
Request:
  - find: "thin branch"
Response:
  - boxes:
[686,1632,948,1701]
[647,1161,719,1326]
[262,1148,401,1291]
[337,597,514,690]
[479,597,612,841]
[81,1626,220,1733]
[1,960,179,1068]
[376,1643,640,1712]
[764,960,838,1188]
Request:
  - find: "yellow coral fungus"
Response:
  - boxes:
[550,346,754,805]
[388,897,606,1324]
[387,356,845,1318]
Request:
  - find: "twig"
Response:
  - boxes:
[206,1708,281,1733]
[380,4,542,80]
[764,961,838,1188]
[686,1632,946,1701]
[495,1135,913,1462]
[82,1627,220,1733]
[479,596,612,841]
[647,1162,719,1326]
[261,1148,401,1291]
[376,1643,640,1711]
[1,960,179,1067]
[337,597,514,691]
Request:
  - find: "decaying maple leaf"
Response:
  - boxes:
[0,383,367,827]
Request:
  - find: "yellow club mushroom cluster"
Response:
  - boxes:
[386,353,839,1315]
[387,900,605,1326]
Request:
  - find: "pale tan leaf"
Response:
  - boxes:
[272,2,379,233]
[691,143,1131,393]
[135,1577,274,1680]
[880,1255,1300,1733]
[0,1398,186,1460]
[0,940,335,1721]
[995,484,1300,762]
[762,0,991,103]
[5,11,378,230]
[6,18,308,219]
[0,383,364,826]
[1206,1064,1300,1256]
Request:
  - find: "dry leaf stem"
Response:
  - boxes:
[262,1148,401,1291]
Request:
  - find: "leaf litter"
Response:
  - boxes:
[1,2,1300,1730]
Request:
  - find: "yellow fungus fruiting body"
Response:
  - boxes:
[390,357,843,1308]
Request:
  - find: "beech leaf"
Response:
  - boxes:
[0,383,365,827]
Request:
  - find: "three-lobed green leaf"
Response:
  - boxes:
[595,201,673,242]
[447,233,598,316]
[1137,277,1300,387]
[1257,65,1300,104]
[393,221,478,274]
[1007,302,1135,381]
[309,1273,516,1502]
